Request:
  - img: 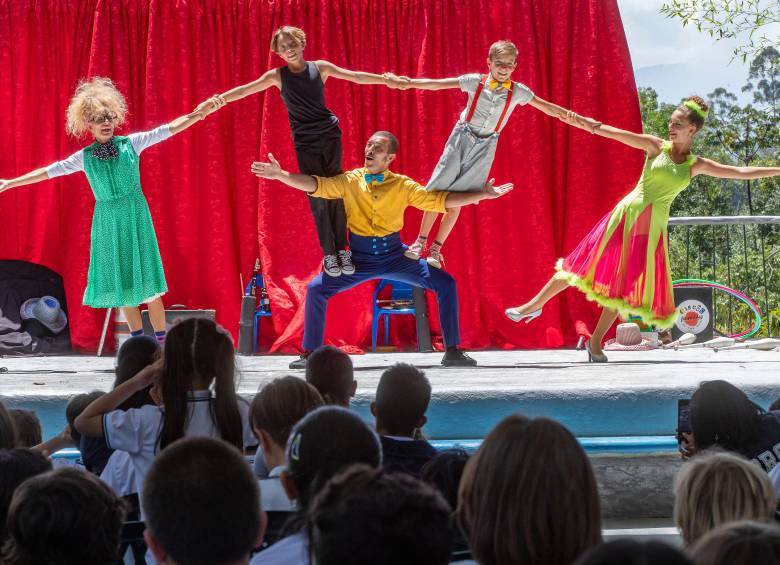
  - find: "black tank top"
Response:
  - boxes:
[279,61,339,144]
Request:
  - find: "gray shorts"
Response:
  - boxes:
[425,122,499,193]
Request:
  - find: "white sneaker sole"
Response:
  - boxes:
[404,249,421,260]
[426,257,442,269]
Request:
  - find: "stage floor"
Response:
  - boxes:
[3,348,779,442]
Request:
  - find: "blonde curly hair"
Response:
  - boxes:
[65,77,128,138]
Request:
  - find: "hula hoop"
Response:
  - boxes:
[672,278,762,339]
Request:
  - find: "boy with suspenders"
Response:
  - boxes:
[388,40,572,269]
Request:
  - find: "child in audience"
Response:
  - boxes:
[8,410,41,448]
[143,437,265,565]
[305,345,357,406]
[0,449,51,539]
[688,520,780,565]
[251,406,381,565]
[456,415,602,565]
[2,467,126,565]
[421,449,470,558]
[371,363,437,477]
[308,464,452,565]
[574,540,692,565]
[681,380,780,472]
[674,450,776,546]
[0,401,17,449]
[250,376,323,511]
[75,318,256,491]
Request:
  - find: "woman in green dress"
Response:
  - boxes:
[0,77,209,342]
[505,96,780,362]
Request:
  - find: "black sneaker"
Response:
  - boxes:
[323,255,341,277]
[441,348,477,367]
[289,354,309,370]
[338,250,355,275]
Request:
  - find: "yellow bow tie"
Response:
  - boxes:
[488,78,512,90]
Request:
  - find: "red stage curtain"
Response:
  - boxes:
[0,0,642,353]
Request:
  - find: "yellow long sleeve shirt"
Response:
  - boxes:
[311,168,448,237]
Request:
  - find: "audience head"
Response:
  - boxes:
[574,539,692,565]
[673,450,776,545]
[251,376,323,452]
[65,390,104,444]
[115,334,159,410]
[371,363,431,437]
[283,406,382,515]
[3,467,126,565]
[305,345,356,406]
[690,380,762,452]
[159,318,242,450]
[142,436,264,565]
[769,397,780,412]
[420,448,470,511]
[689,520,780,565]
[458,415,602,565]
[7,411,41,448]
[0,449,51,539]
[308,464,452,565]
[0,401,17,449]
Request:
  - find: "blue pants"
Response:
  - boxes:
[302,232,461,351]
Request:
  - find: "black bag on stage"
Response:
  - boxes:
[0,260,71,354]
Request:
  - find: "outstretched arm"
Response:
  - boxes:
[194,69,279,115]
[384,73,460,90]
[444,178,514,207]
[168,109,209,135]
[563,111,665,157]
[692,157,780,180]
[0,167,50,194]
[527,96,573,121]
[317,60,388,86]
[250,153,317,193]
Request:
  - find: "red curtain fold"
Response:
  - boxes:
[0,0,642,353]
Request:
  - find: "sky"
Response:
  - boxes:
[616,0,780,104]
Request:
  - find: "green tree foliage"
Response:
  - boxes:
[660,1,780,62]
[637,48,780,335]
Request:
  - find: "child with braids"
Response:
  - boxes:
[75,318,256,490]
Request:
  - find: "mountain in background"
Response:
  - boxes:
[634,63,751,104]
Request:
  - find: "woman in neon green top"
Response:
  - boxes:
[505,96,780,362]
[0,77,210,341]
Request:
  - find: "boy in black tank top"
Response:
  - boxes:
[198,26,405,277]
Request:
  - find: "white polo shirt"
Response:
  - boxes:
[259,466,295,512]
[103,390,256,490]
[250,533,308,565]
[100,449,138,496]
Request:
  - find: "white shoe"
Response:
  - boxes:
[505,307,542,323]
[404,239,425,261]
[426,247,444,269]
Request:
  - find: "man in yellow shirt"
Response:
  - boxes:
[252,131,513,368]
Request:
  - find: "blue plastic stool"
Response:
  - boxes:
[371,279,417,352]
[244,275,272,354]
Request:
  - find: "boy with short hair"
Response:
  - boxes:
[142,436,265,565]
[371,363,437,477]
[305,345,357,406]
[389,39,571,269]
[250,376,323,511]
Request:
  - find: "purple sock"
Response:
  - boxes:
[155,330,166,344]
[130,329,144,337]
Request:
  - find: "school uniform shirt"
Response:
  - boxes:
[250,532,308,565]
[380,435,437,478]
[259,465,295,512]
[738,411,780,472]
[311,169,448,236]
[457,73,534,136]
[100,449,138,497]
[103,390,256,488]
